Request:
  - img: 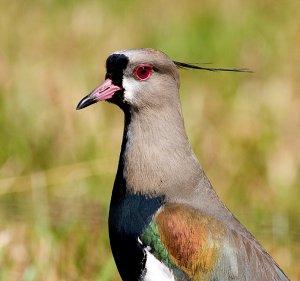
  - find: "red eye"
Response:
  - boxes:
[135,64,152,80]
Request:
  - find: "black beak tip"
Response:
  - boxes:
[76,103,83,110]
[76,96,97,110]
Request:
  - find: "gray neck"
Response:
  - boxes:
[120,98,247,233]
[122,99,205,199]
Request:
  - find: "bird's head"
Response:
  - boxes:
[76,48,180,111]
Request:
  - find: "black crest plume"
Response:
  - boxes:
[173,61,252,73]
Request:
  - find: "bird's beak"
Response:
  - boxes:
[76,78,122,110]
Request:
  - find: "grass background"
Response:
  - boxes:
[0,0,299,280]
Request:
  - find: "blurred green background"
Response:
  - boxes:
[0,0,299,280]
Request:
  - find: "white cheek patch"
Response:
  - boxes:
[143,249,175,281]
[123,77,140,104]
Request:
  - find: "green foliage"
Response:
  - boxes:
[0,0,299,280]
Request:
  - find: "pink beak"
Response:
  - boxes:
[76,79,122,110]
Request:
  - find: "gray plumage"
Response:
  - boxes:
[77,48,289,281]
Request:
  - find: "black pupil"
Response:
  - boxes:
[140,67,147,76]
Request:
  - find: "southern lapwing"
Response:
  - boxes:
[76,48,289,281]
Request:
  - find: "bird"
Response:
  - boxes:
[76,48,289,281]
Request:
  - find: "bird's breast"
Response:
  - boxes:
[108,186,165,281]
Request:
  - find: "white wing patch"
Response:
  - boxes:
[143,248,175,281]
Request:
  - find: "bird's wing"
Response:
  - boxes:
[140,203,289,281]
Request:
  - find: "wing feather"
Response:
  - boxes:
[140,203,289,281]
